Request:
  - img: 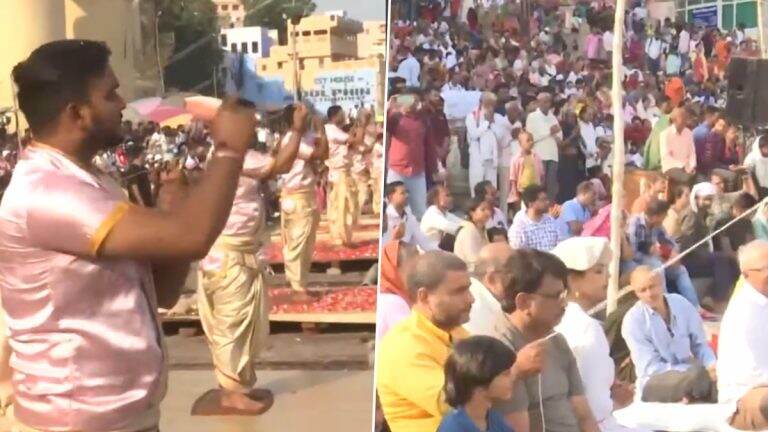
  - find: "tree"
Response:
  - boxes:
[157,0,222,95]
[242,0,317,32]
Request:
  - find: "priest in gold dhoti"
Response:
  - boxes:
[324,106,371,246]
[193,104,310,415]
[279,115,329,303]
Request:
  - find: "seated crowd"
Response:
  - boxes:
[379,0,768,431]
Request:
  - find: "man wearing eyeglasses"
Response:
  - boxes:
[621,266,717,404]
[490,249,600,432]
[718,240,768,430]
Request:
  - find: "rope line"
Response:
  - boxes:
[587,196,768,316]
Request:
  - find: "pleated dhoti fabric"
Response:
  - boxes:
[197,234,269,393]
[371,168,382,216]
[280,189,319,292]
[327,170,359,246]
[352,169,370,215]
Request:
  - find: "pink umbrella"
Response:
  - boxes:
[185,96,222,122]
[147,106,188,124]
[127,97,163,116]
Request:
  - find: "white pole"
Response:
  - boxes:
[758,0,767,58]
[607,1,627,315]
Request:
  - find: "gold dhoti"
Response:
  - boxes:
[197,234,269,393]
[352,170,370,215]
[280,189,319,292]
[371,169,382,216]
[327,170,359,246]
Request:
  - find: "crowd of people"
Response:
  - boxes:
[0,39,384,429]
[377,0,768,431]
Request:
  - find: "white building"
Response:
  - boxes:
[219,26,271,57]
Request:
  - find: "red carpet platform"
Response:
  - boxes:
[269,286,376,324]
[161,285,376,325]
[264,239,379,264]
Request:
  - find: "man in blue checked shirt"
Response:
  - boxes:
[622,266,717,403]
[624,198,701,309]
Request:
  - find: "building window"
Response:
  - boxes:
[314,29,328,35]
[232,4,240,11]
[262,65,267,71]
[278,61,284,69]
[302,31,311,36]
[220,33,228,47]
[241,42,248,53]
[251,41,259,53]
[319,58,325,67]
[221,4,229,11]
[231,43,237,53]
[299,59,305,70]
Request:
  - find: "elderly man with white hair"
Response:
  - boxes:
[466,92,501,197]
[525,93,563,200]
[717,239,768,430]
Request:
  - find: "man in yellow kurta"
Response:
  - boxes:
[376,251,542,432]
[325,106,370,246]
[194,104,310,415]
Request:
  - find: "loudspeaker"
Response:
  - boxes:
[726,58,768,127]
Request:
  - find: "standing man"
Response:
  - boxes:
[496,102,523,217]
[195,104,311,415]
[0,40,258,431]
[466,92,500,196]
[387,91,428,218]
[525,93,563,200]
[660,108,696,184]
[326,105,368,246]
[280,111,329,302]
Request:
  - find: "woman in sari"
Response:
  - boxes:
[375,240,419,341]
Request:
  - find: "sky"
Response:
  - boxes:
[314,0,386,21]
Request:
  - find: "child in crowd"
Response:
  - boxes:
[508,130,544,214]
[438,336,516,432]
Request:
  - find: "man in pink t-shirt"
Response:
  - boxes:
[0,40,290,430]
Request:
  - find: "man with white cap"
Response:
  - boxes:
[552,237,649,432]
[717,240,768,430]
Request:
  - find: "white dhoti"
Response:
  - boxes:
[197,234,269,392]
[468,159,497,197]
[498,164,511,215]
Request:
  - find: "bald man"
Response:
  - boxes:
[525,93,563,199]
[660,108,696,184]
[464,242,515,335]
[718,240,768,430]
[622,266,717,403]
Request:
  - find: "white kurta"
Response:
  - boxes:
[464,277,506,337]
[556,303,650,432]
[466,109,499,195]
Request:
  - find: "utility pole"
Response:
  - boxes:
[759,0,768,58]
[155,7,166,96]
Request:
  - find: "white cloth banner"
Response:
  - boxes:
[441,90,482,120]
